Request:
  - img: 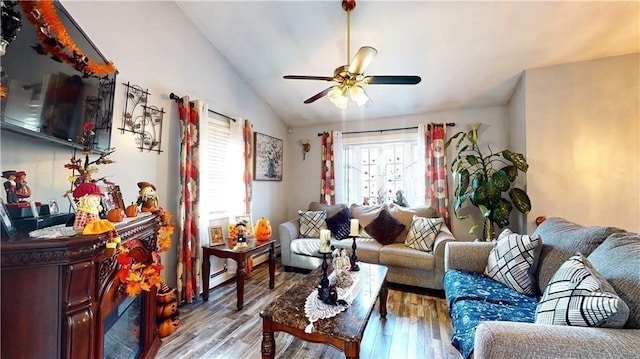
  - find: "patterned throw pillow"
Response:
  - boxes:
[404,216,443,252]
[325,207,352,240]
[535,253,630,328]
[364,209,406,245]
[485,229,542,296]
[298,210,327,238]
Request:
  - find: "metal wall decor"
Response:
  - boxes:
[119,82,164,153]
[84,78,115,148]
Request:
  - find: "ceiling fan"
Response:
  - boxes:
[283,0,421,109]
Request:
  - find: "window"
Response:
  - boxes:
[343,131,419,207]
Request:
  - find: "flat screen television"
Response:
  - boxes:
[0,1,116,152]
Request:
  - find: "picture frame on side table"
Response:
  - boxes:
[254,132,283,181]
[0,198,17,238]
[209,226,225,246]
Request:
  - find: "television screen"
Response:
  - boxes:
[1,1,116,151]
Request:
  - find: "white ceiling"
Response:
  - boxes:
[176,1,639,128]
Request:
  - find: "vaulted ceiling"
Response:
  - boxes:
[176,1,639,128]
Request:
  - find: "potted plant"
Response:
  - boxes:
[445,123,531,240]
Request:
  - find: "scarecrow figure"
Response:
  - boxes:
[72,182,104,231]
[15,170,31,200]
[2,170,18,203]
[137,181,158,212]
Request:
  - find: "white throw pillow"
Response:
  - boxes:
[298,210,327,238]
[485,228,541,296]
[535,253,630,328]
[404,216,443,252]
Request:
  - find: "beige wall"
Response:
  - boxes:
[523,53,640,232]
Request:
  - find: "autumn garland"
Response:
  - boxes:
[116,208,174,296]
[20,0,116,77]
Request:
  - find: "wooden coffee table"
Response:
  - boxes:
[201,239,275,310]
[260,262,388,359]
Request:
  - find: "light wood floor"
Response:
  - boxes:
[156,262,462,359]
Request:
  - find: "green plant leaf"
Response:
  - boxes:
[470,184,486,206]
[458,169,470,197]
[454,193,467,211]
[466,155,479,166]
[478,204,491,218]
[485,182,502,208]
[469,224,480,235]
[502,150,529,172]
[490,198,513,227]
[455,132,468,150]
[509,188,532,214]
[445,131,464,148]
[492,170,510,191]
[500,165,518,182]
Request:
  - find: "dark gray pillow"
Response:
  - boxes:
[588,232,640,329]
[532,217,623,293]
[364,209,405,245]
[325,207,352,240]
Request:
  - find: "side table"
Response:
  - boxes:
[202,239,276,310]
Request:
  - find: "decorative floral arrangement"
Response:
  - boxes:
[63,122,115,191]
[20,0,116,77]
[116,208,174,296]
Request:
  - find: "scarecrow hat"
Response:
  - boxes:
[137,182,156,191]
[2,170,17,179]
[16,171,26,177]
[73,182,103,199]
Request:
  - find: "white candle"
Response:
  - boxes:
[350,219,360,236]
[319,229,331,253]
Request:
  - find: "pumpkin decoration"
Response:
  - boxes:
[125,202,139,218]
[254,217,272,241]
[107,208,125,222]
[156,300,178,318]
[158,315,180,338]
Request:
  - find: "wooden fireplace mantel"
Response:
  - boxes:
[1,213,162,359]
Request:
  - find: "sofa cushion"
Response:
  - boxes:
[298,210,327,237]
[350,204,386,238]
[308,202,347,218]
[325,206,352,240]
[379,243,435,270]
[404,216,443,252]
[532,217,622,292]
[588,232,640,329]
[364,209,406,245]
[290,237,324,257]
[535,253,629,328]
[450,298,537,359]
[387,203,438,243]
[484,229,542,296]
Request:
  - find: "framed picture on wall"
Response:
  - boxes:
[254,132,283,181]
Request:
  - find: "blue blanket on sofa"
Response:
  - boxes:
[443,269,539,359]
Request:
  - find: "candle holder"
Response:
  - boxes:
[317,251,337,305]
[349,235,360,271]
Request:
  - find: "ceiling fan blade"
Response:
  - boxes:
[348,46,378,75]
[303,87,334,104]
[284,75,335,81]
[364,75,422,85]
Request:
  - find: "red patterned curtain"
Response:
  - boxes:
[176,96,201,304]
[320,132,336,205]
[243,119,253,214]
[425,124,450,226]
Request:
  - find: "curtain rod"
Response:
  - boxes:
[316,122,455,136]
[169,92,236,122]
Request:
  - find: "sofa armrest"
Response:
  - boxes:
[431,225,457,287]
[475,321,640,359]
[279,218,300,267]
[444,241,495,273]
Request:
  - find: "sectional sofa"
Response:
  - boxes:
[444,217,640,359]
[279,202,456,290]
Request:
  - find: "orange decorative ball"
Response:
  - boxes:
[254,217,272,241]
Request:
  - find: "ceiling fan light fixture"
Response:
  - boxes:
[328,85,349,109]
[349,85,369,107]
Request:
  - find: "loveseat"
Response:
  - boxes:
[443,217,640,359]
[279,202,456,290]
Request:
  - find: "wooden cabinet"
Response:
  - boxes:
[1,214,161,359]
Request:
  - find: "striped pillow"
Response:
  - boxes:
[404,216,443,252]
[298,210,327,238]
[485,229,542,296]
[535,253,630,327]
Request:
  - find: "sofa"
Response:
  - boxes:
[279,202,456,290]
[443,217,640,359]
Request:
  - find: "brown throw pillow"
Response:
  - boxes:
[364,209,406,245]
